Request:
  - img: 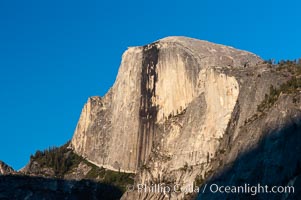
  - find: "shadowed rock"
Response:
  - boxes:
[0,175,122,200]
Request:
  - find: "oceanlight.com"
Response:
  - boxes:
[127,183,295,196]
[206,183,294,196]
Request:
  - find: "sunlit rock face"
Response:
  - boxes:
[0,161,14,175]
[71,36,261,174]
[71,36,273,199]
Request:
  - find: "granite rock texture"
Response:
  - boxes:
[70,36,301,200]
[71,36,262,174]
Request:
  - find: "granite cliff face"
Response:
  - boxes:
[68,36,301,200]
[70,36,262,174]
[70,36,300,199]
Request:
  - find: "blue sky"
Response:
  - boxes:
[0,0,300,170]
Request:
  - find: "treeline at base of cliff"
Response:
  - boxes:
[0,142,134,200]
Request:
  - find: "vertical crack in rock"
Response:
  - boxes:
[137,43,159,168]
